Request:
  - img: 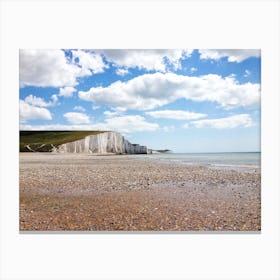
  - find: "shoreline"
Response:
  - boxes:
[19,153,261,231]
[20,152,261,171]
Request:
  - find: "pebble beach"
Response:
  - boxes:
[19,153,261,231]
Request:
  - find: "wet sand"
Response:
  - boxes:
[19,153,261,231]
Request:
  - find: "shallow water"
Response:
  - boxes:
[133,152,261,169]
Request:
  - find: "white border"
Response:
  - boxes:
[1,0,279,279]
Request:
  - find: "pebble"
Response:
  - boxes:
[19,153,261,231]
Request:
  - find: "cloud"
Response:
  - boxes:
[92,105,100,110]
[97,49,193,72]
[19,100,52,122]
[116,68,129,76]
[74,106,86,112]
[104,107,125,117]
[190,67,197,73]
[59,87,77,97]
[63,112,90,124]
[192,114,254,129]
[198,49,260,63]
[19,49,91,88]
[24,95,50,107]
[20,115,159,133]
[162,125,175,132]
[72,50,107,74]
[244,70,251,77]
[146,110,206,120]
[51,94,59,104]
[99,115,159,133]
[24,94,59,107]
[104,111,120,117]
[79,72,260,111]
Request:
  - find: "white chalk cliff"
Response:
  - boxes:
[52,131,149,154]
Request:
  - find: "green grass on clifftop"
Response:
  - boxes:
[20,131,106,152]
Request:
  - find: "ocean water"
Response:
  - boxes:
[141,152,261,169]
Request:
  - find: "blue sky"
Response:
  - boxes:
[19,49,261,153]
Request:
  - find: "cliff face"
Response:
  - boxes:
[52,131,148,154]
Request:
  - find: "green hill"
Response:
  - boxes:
[20,131,106,152]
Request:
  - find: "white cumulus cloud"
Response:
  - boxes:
[24,95,50,107]
[72,50,107,74]
[51,94,59,104]
[146,110,206,120]
[92,105,100,110]
[19,100,52,122]
[99,115,159,133]
[74,106,86,112]
[79,72,260,111]
[19,49,91,88]
[63,112,90,124]
[116,68,129,76]
[104,107,125,117]
[97,49,193,72]
[192,114,254,129]
[59,87,77,97]
[199,49,260,63]
[104,111,120,117]
[20,115,159,133]
[24,94,58,107]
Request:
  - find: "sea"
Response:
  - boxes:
[139,152,261,169]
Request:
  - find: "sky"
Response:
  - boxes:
[19,49,261,153]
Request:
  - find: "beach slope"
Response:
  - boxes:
[19,153,261,231]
